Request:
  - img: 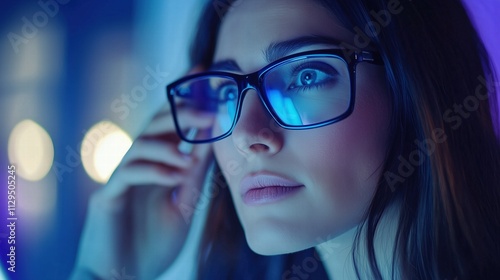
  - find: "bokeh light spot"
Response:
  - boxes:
[8,119,54,181]
[81,121,132,184]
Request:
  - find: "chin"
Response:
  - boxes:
[243,225,313,256]
[246,237,300,256]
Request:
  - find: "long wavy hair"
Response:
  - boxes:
[188,0,500,279]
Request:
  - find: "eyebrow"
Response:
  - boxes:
[209,60,241,72]
[209,35,342,72]
[265,35,342,63]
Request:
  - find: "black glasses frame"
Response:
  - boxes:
[166,48,384,143]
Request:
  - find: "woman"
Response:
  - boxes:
[72,0,500,279]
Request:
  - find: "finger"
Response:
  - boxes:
[143,108,215,137]
[190,140,213,160]
[101,164,185,199]
[123,139,194,169]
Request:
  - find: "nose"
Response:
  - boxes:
[231,89,284,157]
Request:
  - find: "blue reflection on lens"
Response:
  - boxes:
[267,89,303,125]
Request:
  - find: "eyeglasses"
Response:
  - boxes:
[166,49,383,143]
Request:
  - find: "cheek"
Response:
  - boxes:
[212,140,244,195]
[288,65,390,191]
[289,122,388,230]
[328,65,391,180]
[294,75,391,230]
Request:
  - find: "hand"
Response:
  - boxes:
[71,101,213,279]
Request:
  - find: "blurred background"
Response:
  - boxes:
[0,0,203,279]
[0,0,498,279]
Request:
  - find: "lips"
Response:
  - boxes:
[240,172,304,205]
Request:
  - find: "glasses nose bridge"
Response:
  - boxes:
[236,72,265,110]
[239,72,261,97]
[233,72,273,122]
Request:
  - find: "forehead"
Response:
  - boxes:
[214,0,354,71]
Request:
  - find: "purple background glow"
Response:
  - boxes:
[463,0,500,121]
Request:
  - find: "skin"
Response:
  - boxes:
[212,0,392,263]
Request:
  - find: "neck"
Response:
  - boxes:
[315,226,358,279]
[315,201,400,279]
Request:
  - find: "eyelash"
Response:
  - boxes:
[288,61,338,91]
[293,81,328,92]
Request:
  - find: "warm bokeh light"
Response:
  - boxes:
[8,119,55,181]
[81,121,132,184]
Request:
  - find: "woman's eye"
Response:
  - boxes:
[288,63,339,91]
[217,84,238,101]
[299,69,319,85]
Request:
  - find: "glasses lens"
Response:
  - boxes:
[170,76,239,141]
[263,55,351,126]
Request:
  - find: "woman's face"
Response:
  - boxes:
[212,0,391,255]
